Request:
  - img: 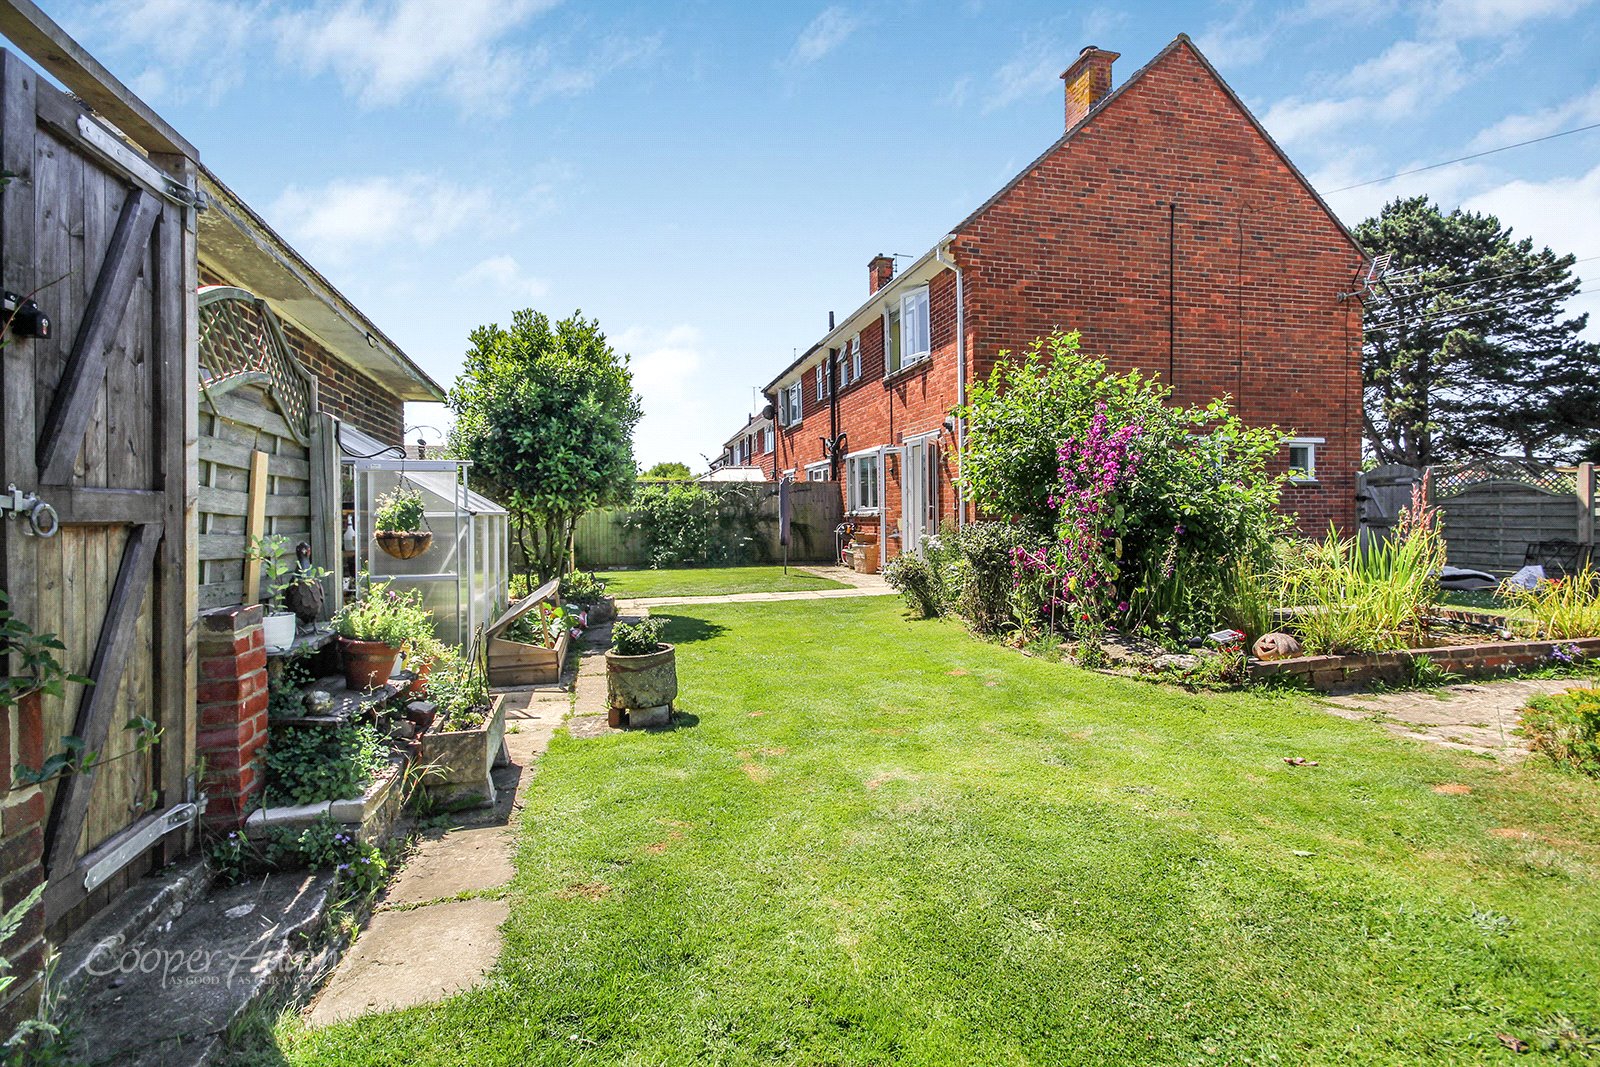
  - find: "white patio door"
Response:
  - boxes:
[901,438,937,555]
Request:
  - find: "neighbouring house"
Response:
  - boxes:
[762,35,1367,572]
[711,411,775,473]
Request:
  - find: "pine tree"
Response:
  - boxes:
[1355,195,1600,466]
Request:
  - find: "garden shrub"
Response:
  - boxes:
[950,522,1029,635]
[1521,687,1600,775]
[425,649,491,731]
[884,553,943,619]
[958,330,1288,641]
[560,570,609,605]
[1499,564,1600,639]
[625,481,714,567]
[265,722,391,805]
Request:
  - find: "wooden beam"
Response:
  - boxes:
[40,485,165,526]
[242,449,268,603]
[0,1,195,159]
[43,522,161,891]
[36,187,159,482]
[0,51,37,625]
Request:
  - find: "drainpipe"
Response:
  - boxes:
[934,237,966,528]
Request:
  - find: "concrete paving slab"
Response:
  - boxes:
[383,827,516,906]
[305,897,510,1025]
[1322,676,1594,760]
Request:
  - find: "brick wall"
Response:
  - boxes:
[195,605,268,829]
[0,694,47,1035]
[198,266,406,442]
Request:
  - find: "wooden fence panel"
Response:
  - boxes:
[1437,483,1581,573]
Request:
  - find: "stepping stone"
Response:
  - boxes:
[306,897,509,1025]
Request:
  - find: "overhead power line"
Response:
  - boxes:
[1371,254,1600,303]
[1324,121,1600,195]
[1365,284,1600,336]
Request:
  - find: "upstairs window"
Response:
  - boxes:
[884,288,930,375]
[816,362,829,401]
[777,383,803,426]
[851,335,861,381]
[764,427,774,454]
[837,348,851,389]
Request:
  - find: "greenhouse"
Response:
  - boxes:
[340,423,509,648]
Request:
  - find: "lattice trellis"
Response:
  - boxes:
[198,286,313,442]
[1430,459,1577,499]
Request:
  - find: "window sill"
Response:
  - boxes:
[882,357,931,386]
[848,508,880,517]
[1287,477,1320,486]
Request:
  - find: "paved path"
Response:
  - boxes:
[1320,676,1595,761]
[304,680,570,1025]
[617,567,892,610]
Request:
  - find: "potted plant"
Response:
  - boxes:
[605,617,676,728]
[251,534,301,651]
[332,576,432,690]
[416,649,507,807]
[373,483,432,560]
[403,630,451,696]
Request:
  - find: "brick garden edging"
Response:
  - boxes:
[1249,637,1600,692]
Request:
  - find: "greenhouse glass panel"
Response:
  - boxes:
[341,424,509,650]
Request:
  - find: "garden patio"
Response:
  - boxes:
[251,591,1600,1065]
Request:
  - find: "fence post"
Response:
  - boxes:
[1578,462,1596,552]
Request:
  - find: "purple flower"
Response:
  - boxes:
[1117,601,1129,613]
[1173,524,1186,536]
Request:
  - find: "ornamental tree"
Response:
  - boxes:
[448,309,642,582]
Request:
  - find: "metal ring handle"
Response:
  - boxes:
[28,500,59,538]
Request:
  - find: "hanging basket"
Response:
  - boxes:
[376,530,434,559]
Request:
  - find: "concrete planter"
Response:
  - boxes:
[605,644,677,728]
[245,753,409,845]
[584,597,616,626]
[417,694,508,808]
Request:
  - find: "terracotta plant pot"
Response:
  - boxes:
[341,637,401,691]
[605,643,678,727]
[375,530,433,559]
[407,658,432,695]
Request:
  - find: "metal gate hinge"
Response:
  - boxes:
[165,181,209,212]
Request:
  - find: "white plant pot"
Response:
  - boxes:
[263,611,297,651]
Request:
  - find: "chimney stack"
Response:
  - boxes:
[1061,46,1119,130]
[869,254,895,294]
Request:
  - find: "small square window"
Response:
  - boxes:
[1286,438,1321,482]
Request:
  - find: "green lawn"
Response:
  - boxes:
[278,599,1600,1065]
[599,565,849,599]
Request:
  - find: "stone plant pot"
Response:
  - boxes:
[341,637,401,691]
[375,530,433,560]
[585,597,616,626]
[605,643,677,728]
[417,694,508,808]
[263,611,297,652]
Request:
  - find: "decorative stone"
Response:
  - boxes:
[303,690,334,715]
[1253,632,1303,661]
[1152,653,1200,671]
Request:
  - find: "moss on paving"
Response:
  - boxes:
[276,598,1600,1065]
[600,565,849,599]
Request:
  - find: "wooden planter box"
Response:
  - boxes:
[417,694,508,809]
[485,577,570,686]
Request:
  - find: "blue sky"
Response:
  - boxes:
[33,0,1600,468]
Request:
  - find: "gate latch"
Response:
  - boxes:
[1,484,59,538]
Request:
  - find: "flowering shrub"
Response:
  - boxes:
[963,332,1287,640]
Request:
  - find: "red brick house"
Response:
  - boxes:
[762,35,1367,571]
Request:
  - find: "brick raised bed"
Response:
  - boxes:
[1249,637,1600,692]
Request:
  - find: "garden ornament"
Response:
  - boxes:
[1252,632,1303,661]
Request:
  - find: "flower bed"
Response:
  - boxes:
[1249,637,1600,692]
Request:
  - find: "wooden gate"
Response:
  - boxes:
[1355,463,1420,549]
[0,52,196,928]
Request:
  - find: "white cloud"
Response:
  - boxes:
[615,324,722,468]
[278,0,560,109]
[267,175,494,261]
[85,0,262,103]
[454,255,548,303]
[789,7,860,65]
[1468,82,1600,149]
[983,38,1062,113]
[1426,0,1589,38]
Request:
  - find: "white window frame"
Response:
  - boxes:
[851,335,861,382]
[845,448,881,514]
[805,461,830,482]
[900,286,931,369]
[1286,437,1323,483]
[763,427,774,454]
[816,363,828,401]
[777,382,802,426]
[836,348,850,389]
